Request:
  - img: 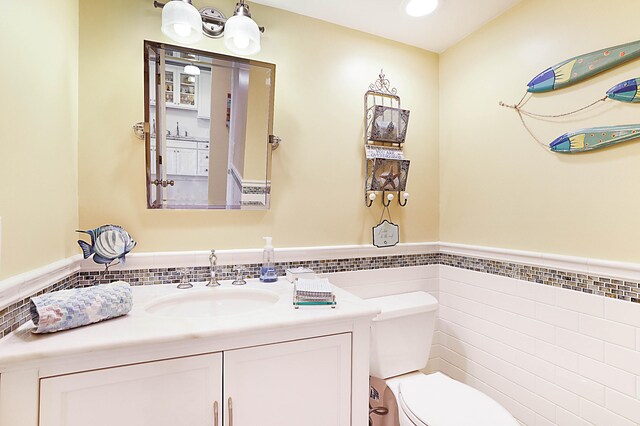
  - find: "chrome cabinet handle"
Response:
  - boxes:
[214,401,219,426]
[228,397,233,426]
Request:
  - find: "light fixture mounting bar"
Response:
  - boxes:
[153,0,264,33]
[154,1,228,26]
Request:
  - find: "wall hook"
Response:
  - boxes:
[382,191,394,207]
[398,192,409,207]
[365,192,376,207]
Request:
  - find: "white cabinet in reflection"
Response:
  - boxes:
[175,147,198,175]
[151,138,209,177]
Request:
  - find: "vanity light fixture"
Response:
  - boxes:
[405,0,439,17]
[153,0,265,55]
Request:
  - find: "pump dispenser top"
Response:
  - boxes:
[260,236,277,282]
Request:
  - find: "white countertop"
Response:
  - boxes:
[0,279,379,369]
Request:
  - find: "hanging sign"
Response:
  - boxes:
[372,219,399,248]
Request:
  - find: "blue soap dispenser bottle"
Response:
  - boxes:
[260,237,278,282]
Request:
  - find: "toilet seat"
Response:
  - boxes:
[392,373,519,426]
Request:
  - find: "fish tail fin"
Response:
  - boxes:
[76,229,96,245]
[77,240,93,259]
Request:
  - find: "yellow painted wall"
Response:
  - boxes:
[6,0,640,281]
[0,0,78,279]
[78,0,440,253]
[440,0,640,262]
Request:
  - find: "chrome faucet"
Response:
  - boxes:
[206,249,221,287]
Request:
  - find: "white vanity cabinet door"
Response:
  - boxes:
[175,147,198,176]
[39,353,223,426]
[165,147,178,175]
[165,141,199,176]
[224,333,352,426]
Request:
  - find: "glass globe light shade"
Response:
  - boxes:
[184,64,201,75]
[405,0,439,17]
[224,14,261,55]
[161,1,203,44]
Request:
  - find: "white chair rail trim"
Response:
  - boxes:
[2,241,640,311]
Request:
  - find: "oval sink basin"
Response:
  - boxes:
[145,288,280,318]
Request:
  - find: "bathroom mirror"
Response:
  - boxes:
[144,41,276,209]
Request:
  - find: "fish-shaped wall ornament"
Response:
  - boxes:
[528,40,640,93]
[77,225,136,265]
[549,124,640,153]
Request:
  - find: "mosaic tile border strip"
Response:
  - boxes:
[4,250,640,340]
[439,253,640,303]
[242,185,270,195]
[76,253,441,287]
[0,273,78,338]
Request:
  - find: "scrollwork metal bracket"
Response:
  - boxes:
[368,69,398,96]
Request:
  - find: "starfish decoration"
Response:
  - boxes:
[379,169,401,190]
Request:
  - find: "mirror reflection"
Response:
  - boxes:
[144,41,275,209]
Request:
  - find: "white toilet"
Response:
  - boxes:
[368,291,519,426]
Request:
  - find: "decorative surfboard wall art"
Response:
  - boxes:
[498,39,640,153]
[527,39,640,93]
[549,125,640,153]
[607,78,640,103]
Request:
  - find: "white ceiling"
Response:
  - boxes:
[251,0,523,53]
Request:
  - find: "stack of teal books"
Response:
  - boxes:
[293,278,336,308]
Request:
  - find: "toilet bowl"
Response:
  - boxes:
[367,292,518,426]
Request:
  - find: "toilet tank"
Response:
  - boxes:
[367,291,438,379]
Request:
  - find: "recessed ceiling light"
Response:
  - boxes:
[405,0,439,17]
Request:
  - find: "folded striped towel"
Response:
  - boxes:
[30,281,133,334]
[295,278,333,298]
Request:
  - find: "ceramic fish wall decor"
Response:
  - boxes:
[549,124,640,153]
[528,40,640,93]
[77,224,136,265]
[607,78,640,103]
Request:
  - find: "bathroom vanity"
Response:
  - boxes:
[0,281,378,426]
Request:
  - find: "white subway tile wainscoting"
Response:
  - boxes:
[436,264,640,426]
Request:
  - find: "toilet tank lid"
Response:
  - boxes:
[367,291,438,321]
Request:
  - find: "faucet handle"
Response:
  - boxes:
[177,267,193,289]
[232,267,247,286]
